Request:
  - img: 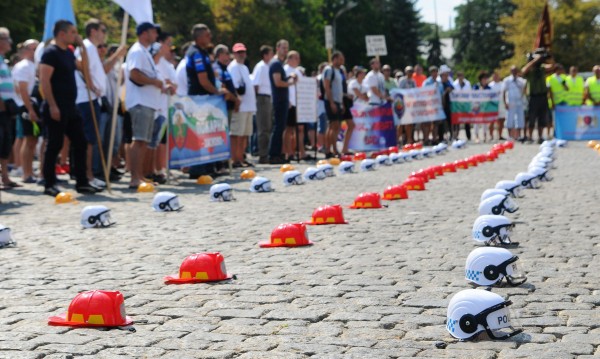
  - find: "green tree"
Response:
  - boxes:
[386,0,421,69]
[426,29,443,68]
[0,0,45,47]
[452,0,516,72]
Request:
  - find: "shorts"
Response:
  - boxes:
[18,116,40,137]
[123,111,132,144]
[129,104,155,143]
[230,111,253,136]
[286,106,297,127]
[77,100,102,145]
[325,101,342,122]
[149,115,166,149]
[0,112,14,159]
[505,105,525,129]
[527,95,548,129]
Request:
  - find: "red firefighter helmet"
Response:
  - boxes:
[442,162,457,173]
[305,205,348,225]
[503,141,514,150]
[388,146,399,153]
[487,151,498,161]
[422,168,437,180]
[455,159,469,170]
[349,192,383,209]
[260,223,313,247]
[353,152,367,161]
[413,142,423,149]
[430,165,444,176]
[402,144,414,151]
[410,171,429,182]
[403,177,426,191]
[340,154,354,162]
[48,290,133,328]
[492,144,506,154]
[382,185,409,200]
[164,252,233,284]
[466,157,479,167]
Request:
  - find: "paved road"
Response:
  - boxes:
[0,141,598,359]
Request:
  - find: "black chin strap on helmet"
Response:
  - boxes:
[89,210,115,227]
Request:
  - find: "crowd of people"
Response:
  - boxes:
[0,20,599,197]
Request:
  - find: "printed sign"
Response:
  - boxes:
[366,35,387,57]
[296,77,318,124]
[390,87,446,125]
[554,105,600,140]
[348,103,397,151]
[450,89,500,124]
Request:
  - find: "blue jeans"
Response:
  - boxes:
[269,101,288,158]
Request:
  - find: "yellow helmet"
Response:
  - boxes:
[240,169,256,180]
[137,182,155,193]
[317,159,329,166]
[280,164,295,173]
[328,158,341,166]
[595,144,600,151]
[587,140,598,148]
[196,175,213,185]
[55,192,76,204]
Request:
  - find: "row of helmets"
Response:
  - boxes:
[447,139,567,342]
[45,142,472,328]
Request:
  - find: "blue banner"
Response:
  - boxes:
[168,95,230,168]
[43,0,76,42]
[554,105,600,140]
[349,103,397,151]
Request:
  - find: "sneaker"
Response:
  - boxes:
[23,176,37,184]
[76,184,98,194]
[537,138,544,144]
[61,164,70,174]
[90,178,107,188]
[43,186,61,197]
[55,164,67,175]
[9,168,23,178]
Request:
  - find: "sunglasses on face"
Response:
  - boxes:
[98,44,107,49]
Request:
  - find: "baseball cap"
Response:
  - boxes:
[440,64,452,74]
[136,22,158,36]
[232,43,247,53]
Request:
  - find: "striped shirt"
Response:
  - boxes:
[0,56,15,101]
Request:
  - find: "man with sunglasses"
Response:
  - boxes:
[75,18,109,191]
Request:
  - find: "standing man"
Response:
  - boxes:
[503,66,527,141]
[268,39,296,164]
[397,66,417,145]
[452,70,472,141]
[522,51,552,143]
[251,45,274,164]
[12,39,39,183]
[413,64,426,88]
[124,21,163,189]
[39,20,97,195]
[75,18,108,190]
[229,43,256,167]
[547,63,568,139]
[584,65,600,106]
[365,58,386,105]
[322,51,347,158]
[382,64,396,96]
[565,66,584,106]
[0,27,19,190]
[489,70,506,140]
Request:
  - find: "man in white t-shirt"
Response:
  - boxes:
[75,19,108,190]
[228,42,257,167]
[489,71,507,140]
[12,39,39,183]
[503,65,527,140]
[175,42,191,97]
[125,22,163,189]
[251,45,274,164]
[364,58,387,105]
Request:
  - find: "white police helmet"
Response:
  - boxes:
[480,189,510,203]
[495,180,524,198]
[421,148,434,158]
[409,149,423,160]
[360,159,378,172]
[283,170,305,185]
[400,152,413,162]
[0,224,16,248]
[152,191,183,212]
[250,176,274,192]
[465,247,526,287]
[81,205,115,228]
[376,155,392,166]
[304,167,326,181]
[446,289,522,340]
[472,215,517,246]
[478,194,519,216]
[338,161,356,175]
[317,163,335,177]
[556,139,567,147]
[390,152,403,164]
[528,166,553,182]
[210,183,234,201]
[515,172,542,189]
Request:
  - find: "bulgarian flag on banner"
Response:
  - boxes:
[111,0,154,24]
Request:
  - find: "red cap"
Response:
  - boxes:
[232,43,247,52]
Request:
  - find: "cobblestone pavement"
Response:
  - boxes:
[0,140,599,359]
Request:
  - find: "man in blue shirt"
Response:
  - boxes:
[186,24,222,96]
[268,39,297,164]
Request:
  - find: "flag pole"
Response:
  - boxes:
[106,12,129,193]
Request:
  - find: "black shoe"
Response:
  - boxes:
[258,157,269,164]
[537,138,544,144]
[76,185,98,194]
[269,157,286,165]
[111,167,124,176]
[43,186,61,197]
[152,173,167,184]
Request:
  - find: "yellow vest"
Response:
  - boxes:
[565,75,584,106]
[585,76,600,105]
[547,74,567,107]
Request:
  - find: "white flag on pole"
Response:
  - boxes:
[112,0,154,24]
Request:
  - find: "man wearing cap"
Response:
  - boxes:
[397,66,417,145]
[251,45,274,164]
[124,21,163,189]
[365,58,387,105]
[39,20,97,195]
[382,64,396,96]
[75,18,109,191]
[12,39,39,184]
[229,43,256,168]
[269,39,296,164]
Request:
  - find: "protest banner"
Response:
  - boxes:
[554,105,600,140]
[390,87,445,125]
[348,103,397,151]
[450,89,500,124]
[296,77,318,124]
[168,95,231,169]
